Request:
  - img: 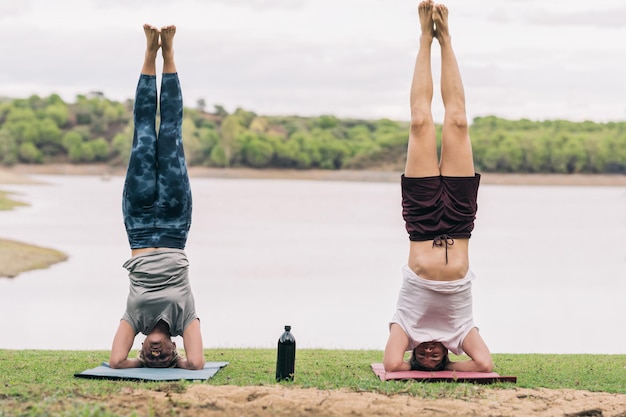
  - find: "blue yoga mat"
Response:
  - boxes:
[74,361,229,381]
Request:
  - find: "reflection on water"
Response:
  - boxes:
[0,175,625,354]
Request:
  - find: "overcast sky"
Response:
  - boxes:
[2,0,625,123]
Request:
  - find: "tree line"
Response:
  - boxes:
[1,93,625,174]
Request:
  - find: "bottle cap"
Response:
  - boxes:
[284,325,291,331]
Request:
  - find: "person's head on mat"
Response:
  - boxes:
[138,329,179,368]
[410,342,449,371]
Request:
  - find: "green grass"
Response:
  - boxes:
[1,349,625,416]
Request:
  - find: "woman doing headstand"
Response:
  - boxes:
[109,24,205,370]
[383,1,492,373]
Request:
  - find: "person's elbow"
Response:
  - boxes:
[188,362,205,371]
[474,356,493,373]
[109,357,124,369]
[383,357,406,372]
[185,356,206,370]
[109,355,139,369]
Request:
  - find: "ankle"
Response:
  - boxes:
[144,51,158,62]
[436,33,452,44]
[419,34,434,44]
[162,49,174,60]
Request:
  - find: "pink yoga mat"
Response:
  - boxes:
[371,363,517,384]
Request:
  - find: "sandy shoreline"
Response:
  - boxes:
[1,163,626,186]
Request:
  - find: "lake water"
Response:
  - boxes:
[0,175,625,354]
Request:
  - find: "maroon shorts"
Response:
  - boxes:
[401,174,480,241]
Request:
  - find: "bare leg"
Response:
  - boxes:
[141,24,160,76]
[405,0,439,178]
[161,25,177,74]
[435,4,474,177]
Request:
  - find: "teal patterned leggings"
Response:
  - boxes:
[122,73,192,249]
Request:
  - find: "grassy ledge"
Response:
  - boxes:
[0,187,68,278]
[1,349,625,395]
[1,350,625,416]
[0,190,28,211]
[0,239,68,278]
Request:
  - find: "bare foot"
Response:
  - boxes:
[418,0,435,40]
[433,4,450,43]
[160,25,177,73]
[160,25,176,58]
[143,23,161,57]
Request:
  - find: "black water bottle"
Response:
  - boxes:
[276,325,296,381]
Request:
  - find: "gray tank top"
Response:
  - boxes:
[121,249,197,336]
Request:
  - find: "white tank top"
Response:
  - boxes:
[391,264,476,355]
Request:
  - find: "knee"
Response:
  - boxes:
[444,110,469,130]
[410,110,433,133]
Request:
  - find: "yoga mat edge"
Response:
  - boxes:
[371,363,517,384]
[74,361,229,381]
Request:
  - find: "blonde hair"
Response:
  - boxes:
[137,346,180,368]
